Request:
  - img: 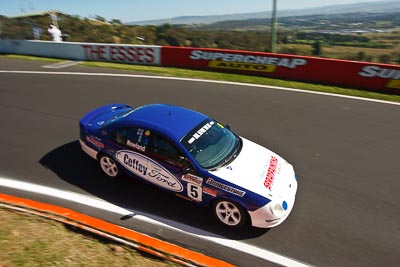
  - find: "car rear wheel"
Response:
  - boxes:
[99,154,120,178]
[212,199,248,228]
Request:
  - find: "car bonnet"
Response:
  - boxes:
[209,138,295,199]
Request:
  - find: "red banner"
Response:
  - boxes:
[161,47,400,94]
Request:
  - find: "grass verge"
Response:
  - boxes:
[2,54,400,103]
[0,206,178,267]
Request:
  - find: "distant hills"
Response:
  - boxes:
[127,0,400,25]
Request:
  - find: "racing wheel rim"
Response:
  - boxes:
[99,155,119,177]
[214,200,244,227]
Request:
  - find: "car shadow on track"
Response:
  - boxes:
[39,140,269,239]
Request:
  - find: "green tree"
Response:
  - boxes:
[279,47,300,55]
[379,54,391,63]
[397,55,400,64]
[95,15,106,23]
[312,40,322,56]
[357,51,366,61]
[110,19,122,25]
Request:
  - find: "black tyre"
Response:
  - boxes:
[98,154,121,178]
[212,199,248,228]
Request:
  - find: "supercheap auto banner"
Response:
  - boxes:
[161,47,400,94]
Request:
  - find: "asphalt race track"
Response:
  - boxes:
[1,58,399,266]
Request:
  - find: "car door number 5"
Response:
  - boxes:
[187,183,202,202]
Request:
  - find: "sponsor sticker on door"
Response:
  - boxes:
[116,150,183,192]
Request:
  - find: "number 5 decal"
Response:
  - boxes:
[187,183,202,202]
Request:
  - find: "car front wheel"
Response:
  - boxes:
[99,154,120,178]
[212,199,248,228]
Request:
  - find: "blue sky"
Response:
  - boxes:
[0,0,390,22]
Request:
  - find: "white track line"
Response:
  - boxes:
[0,176,311,267]
[42,61,82,69]
[1,68,394,265]
[0,70,399,106]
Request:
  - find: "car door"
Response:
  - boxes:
[110,126,157,180]
[146,133,205,203]
[111,126,203,201]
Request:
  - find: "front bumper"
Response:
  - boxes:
[248,178,298,228]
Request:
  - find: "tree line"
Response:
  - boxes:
[0,14,398,64]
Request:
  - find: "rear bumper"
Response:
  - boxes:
[79,139,98,160]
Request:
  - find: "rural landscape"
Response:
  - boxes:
[1,1,400,64]
[1,1,400,266]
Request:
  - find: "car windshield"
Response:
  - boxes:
[181,119,241,170]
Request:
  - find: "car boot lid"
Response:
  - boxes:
[79,103,132,129]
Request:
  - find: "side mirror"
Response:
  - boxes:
[180,167,193,175]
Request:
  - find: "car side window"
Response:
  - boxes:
[113,128,128,145]
[150,134,190,169]
[113,127,151,153]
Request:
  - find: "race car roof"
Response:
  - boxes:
[124,104,209,141]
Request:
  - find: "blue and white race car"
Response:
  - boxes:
[79,104,298,228]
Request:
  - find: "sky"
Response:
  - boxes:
[0,0,392,22]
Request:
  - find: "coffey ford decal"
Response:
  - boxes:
[116,151,183,192]
[189,50,307,73]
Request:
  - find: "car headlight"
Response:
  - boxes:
[270,201,288,217]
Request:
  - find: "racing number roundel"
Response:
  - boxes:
[187,183,202,202]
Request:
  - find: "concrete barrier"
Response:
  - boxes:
[1,40,399,94]
[0,40,161,65]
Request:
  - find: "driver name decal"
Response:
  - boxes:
[127,140,146,152]
[116,150,183,192]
